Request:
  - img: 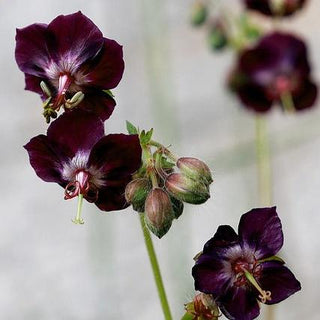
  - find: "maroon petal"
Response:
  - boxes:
[94,180,130,212]
[24,135,66,184]
[238,207,283,259]
[81,38,125,89]
[88,134,142,179]
[47,110,104,159]
[24,74,45,97]
[291,80,318,111]
[192,254,231,296]
[259,261,301,304]
[237,83,273,112]
[15,23,52,77]
[218,286,260,320]
[245,0,272,16]
[203,225,239,256]
[76,90,116,121]
[47,11,104,67]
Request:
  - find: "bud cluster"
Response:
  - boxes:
[184,293,220,320]
[125,122,213,238]
[190,1,262,52]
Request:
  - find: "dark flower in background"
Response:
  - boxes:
[15,11,124,122]
[229,32,318,113]
[24,110,141,223]
[244,0,307,17]
[192,207,301,320]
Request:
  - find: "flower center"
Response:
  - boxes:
[232,258,272,304]
[64,170,99,225]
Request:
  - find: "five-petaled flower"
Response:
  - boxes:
[192,207,301,320]
[24,110,141,224]
[244,0,307,17]
[15,11,124,122]
[228,32,317,113]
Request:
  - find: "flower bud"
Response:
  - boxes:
[165,173,210,205]
[208,22,228,51]
[144,188,174,238]
[170,196,184,219]
[177,157,213,185]
[190,1,208,26]
[125,178,152,212]
[185,293,219,320]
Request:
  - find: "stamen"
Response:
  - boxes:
[72,193,84,225]
[64,181,80,200]
[40,81,52,97]
[242,268,272,304]
[65,91,85,109]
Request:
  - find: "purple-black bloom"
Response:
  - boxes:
[228,32,317,113]
[24,110,141,223]
[244,0,307,17]
[15,11,124,122]
[192,207,301,320]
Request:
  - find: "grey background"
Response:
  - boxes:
[0,0,319,319]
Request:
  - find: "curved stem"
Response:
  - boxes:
[139,213,173,320]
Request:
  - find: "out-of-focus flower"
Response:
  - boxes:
[192,207,301,320]
[185,293,220,320]
[229,32,317,113]
[15,11,124,122]
[24,110,141,223]
[244,0,307,17]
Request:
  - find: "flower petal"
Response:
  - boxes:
[259,261,301,304]
[192,254,231,296]
[47,12,104,68]
[203,225,239,256]
[82,38,125,89]
[15,23,52,77]
[291,80,318,111]
[94,179,131,211]
[24,135,66,184]
[218,286,260,320]
[238,207,283,259]
[76,90,116,121]
[47,110,104,159]
[88,134,142,179]
[24,74,46,97]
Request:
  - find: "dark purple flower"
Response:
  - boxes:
[192,207,301,320]
[229,32,318,113]
[244,0,307,17]
[15,11,124,122]
[24,110,141,223]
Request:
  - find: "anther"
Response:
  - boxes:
[65,91,85,109]
[40,81,52,97]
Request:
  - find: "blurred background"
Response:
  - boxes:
[0,0,319,319]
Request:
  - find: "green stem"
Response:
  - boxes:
[255,116,274,320]
[280,91,295,113]
[255,116,272,207]
[139,213,173,320]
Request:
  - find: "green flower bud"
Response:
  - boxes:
[208,22,228,51]
[165,173,210,205]
[177,157,213,185]
[190,1,208,26]
[170,196,184,219]
[125,178,152,212]
[144,188,174,238]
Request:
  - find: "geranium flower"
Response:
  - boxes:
[244,0,307,17]
[15,11,124,122]
[24,110,141,223]
[192,207,301,320]
[228,32,317,113]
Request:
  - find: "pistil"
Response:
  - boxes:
[242,268,272,303]
[72,193,84,225]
